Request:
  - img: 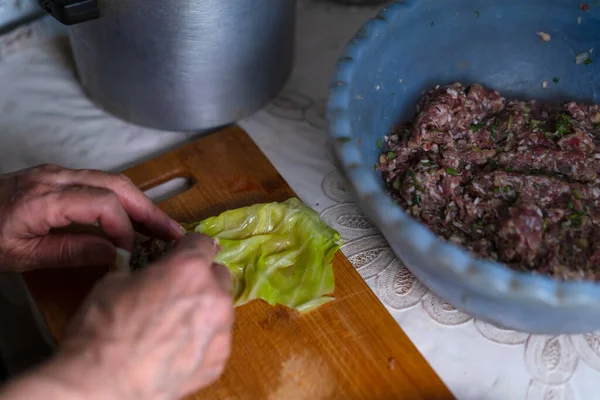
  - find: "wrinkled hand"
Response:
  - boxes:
[43,234,234,400]
[0,164,184,272]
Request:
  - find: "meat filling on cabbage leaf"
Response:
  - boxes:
[131,198,342,313]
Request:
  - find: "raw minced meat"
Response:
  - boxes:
[378,82,600,281]
[130,237,173,271]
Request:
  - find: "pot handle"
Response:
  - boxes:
[37,0,99,25]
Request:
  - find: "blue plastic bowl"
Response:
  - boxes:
[327,0,600,334]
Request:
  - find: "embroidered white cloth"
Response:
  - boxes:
[0,4,599,400]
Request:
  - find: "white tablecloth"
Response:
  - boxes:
[1,3,599,400]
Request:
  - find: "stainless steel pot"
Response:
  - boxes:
[38,0,296,131]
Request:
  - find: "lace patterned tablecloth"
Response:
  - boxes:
[1,3,600,399]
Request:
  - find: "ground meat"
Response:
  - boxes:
[378,82,600,281]
[130,237,173,271]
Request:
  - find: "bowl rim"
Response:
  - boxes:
[326,0,600,308]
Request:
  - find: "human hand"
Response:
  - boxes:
[0,233,233,400]
[0,164,184,272]
[35,233,233,400]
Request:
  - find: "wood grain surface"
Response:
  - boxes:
[23,126,453,400]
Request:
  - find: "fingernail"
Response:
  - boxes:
[170,219,186,236]
[212,237,221,251]
[113,248,132,273]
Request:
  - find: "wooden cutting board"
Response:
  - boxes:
[22,126,453,400]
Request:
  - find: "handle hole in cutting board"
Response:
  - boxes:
[144,177,193,203]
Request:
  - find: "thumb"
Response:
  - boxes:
[31,234,117,269]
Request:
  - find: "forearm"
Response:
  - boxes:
[0,353,121,400]
[0,369,85,400]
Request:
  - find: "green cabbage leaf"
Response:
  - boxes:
[184,198,342,312]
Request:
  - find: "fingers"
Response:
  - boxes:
[212,263,232,293]
[172,235,232,293]
[22,186,135,250]
[171,233,220,262]
[21,233,116,270]
[49,168,185,240]
[5,165,186,271]
[140,234,233,304]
